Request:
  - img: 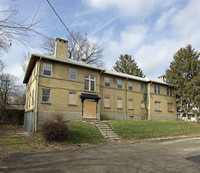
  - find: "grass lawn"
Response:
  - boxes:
[66,122,104,144]
[107,120,200,140]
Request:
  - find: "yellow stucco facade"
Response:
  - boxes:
[23,38,177,132]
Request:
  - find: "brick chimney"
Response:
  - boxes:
[158,75,165,82]
[81,58,86,64]
[54,38,68,60]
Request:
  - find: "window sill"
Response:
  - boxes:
[168,111,174,113]
[117,108,123,110]
[128,108,134,110]
[84,90,96,93]
[155,110,162,112]
[68,104,77,106]
[43,74,52,77]
[104,107,111,109]
[69,79,77,81]
[41,102,51,105]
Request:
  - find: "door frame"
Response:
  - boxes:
[80,93,101,120]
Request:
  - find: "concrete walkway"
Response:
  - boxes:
[1,137,200,172]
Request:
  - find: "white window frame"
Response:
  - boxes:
[167,88,172,96]
[154,85,160,94]
[84,75,96,92]
[104,77,110,87]
[42,89,51,103]
[69,68,77,80]
[117,80,122,89]
[43,63,52,76]
[128,82,133,91]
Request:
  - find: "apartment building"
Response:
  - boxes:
[23,38,177,132]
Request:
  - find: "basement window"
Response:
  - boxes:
[43,63,52,76]
[42,89,51,103]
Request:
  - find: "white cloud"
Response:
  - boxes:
[155,7,176,31]
[100,25,148,71]
[171,0,200,37]
[83,0,177,18]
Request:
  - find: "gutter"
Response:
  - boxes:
[35,57,41,132]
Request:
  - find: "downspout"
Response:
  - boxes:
[113,78,116,120]
[125,78,128,120]
[35,57,41,132]
[148,81,153,120]
[99,70,105,120]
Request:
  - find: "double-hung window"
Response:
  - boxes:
[43,63,52,76]
[167,88,172,96]
[117,80,122,89]
[104,77,110,87]
[141,84,144,91]
[84,75,96,91]
[128,82,133,91]
[154,85,160,94]
[69,68,77,80]
[32,90,34,106]
[42,89,51,103]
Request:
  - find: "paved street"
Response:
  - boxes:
[1,137,200,173]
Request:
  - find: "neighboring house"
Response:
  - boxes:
[23,38,177,132]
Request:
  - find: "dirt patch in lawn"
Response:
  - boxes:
[0,125,106,164]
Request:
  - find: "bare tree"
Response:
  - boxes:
[20,52,30,75]
[41,31,104,67]
[0,4,46,53]
[41,37,55,56]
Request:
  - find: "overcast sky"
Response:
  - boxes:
[1,0,200,83]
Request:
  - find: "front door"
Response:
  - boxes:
[83,100,97,119]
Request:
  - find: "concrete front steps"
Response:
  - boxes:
[93,121,120,141]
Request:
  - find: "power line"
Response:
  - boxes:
[46,0,85,54]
